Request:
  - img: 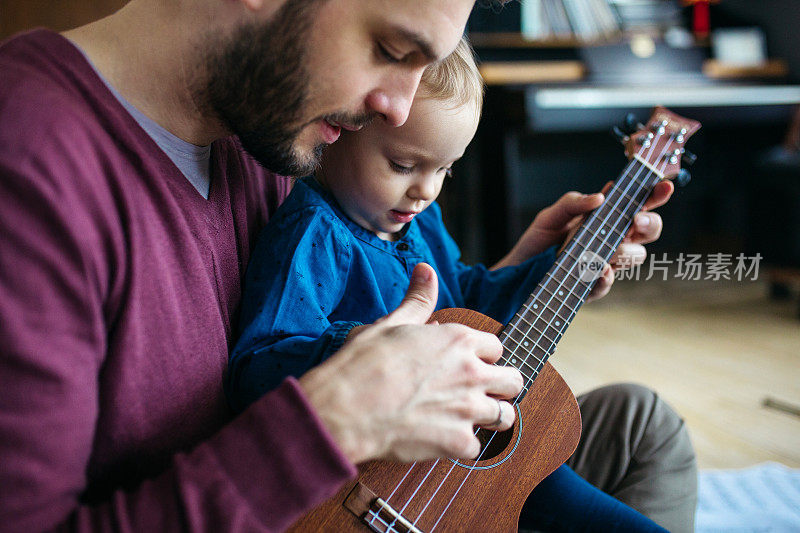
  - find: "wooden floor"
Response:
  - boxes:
[550,275,800,469]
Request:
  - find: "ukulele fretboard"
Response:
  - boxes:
[499,159,662,398]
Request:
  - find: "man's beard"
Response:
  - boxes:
[199,0,323,176]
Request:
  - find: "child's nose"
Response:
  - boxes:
[408,174,438,201]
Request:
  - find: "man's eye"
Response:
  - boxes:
[445,167,454,178]
[378,43,402,64]
[389,160,413,173]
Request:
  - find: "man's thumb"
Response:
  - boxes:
[382,263,438,325]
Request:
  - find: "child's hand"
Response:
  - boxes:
[598,180,673,300]
[492,193,603,271]
[492,181,673,302]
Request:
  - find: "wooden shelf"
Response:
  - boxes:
[479,59,790,86]
[469,31,621,49]
[479,60,586,85]
[467,31,710,49]
[703,59,789,80]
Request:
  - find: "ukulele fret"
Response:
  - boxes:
[506,320,561,351]
[498,348,544,376]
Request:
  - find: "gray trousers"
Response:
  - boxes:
[566,383,698,533]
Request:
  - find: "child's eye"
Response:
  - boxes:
[389,160,413,174]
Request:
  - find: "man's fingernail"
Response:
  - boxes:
[639,215,651,227]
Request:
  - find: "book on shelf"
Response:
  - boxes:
[521,0,621,42]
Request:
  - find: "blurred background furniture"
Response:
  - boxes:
[439,0,800,269]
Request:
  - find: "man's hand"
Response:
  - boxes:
[298,263,523,465]
[492,181,674,301]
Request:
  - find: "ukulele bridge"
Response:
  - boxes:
[344,481,425,532]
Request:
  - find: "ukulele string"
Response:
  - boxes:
[430,186,648,532]
[375,454,447,531]
[507,134,669,397]
[417,139,663,533]
[426,138,671,532]
[410,393,518,530]
[437,145,664,524]
[381,401,512,530]
[365,461,428,529]
[529,144,671,370]
[434,139,670,533]
[518,141,674,386]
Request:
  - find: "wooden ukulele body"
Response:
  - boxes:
[288,308,581,532]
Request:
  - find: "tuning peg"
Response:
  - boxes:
[622,113,641,134]
[681,150,697,167]
[675,169,692,188]
[611,125,629,144]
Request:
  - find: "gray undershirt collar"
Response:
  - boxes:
[74,44,212,199]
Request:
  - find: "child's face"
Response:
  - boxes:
[319,95,480,241]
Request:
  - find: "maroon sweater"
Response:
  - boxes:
[0,30,355,532]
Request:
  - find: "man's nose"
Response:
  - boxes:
[364,71,423,127]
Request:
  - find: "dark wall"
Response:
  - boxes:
[0,1,128,40]
[716,0,800,81]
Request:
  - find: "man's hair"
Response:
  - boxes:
[418,36,484,118]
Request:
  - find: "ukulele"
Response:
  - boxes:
[289,107,701,532]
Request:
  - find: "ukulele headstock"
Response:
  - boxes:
[618,106,701,184]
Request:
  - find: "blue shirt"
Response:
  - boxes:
[227,177,556,412]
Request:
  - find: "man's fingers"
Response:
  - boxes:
[381,263,438,326]
[479,399,515,431]
[480,362,524,398]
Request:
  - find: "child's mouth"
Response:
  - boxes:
[390,210,418,224]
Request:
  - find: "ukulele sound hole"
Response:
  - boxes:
[451,404,522,469]
[475,424,514,461]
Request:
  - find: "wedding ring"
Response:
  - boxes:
[492,399,503,426]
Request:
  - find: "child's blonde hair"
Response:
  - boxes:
[418,36,484,118]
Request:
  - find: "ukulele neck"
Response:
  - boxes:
[499,158,662,398]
